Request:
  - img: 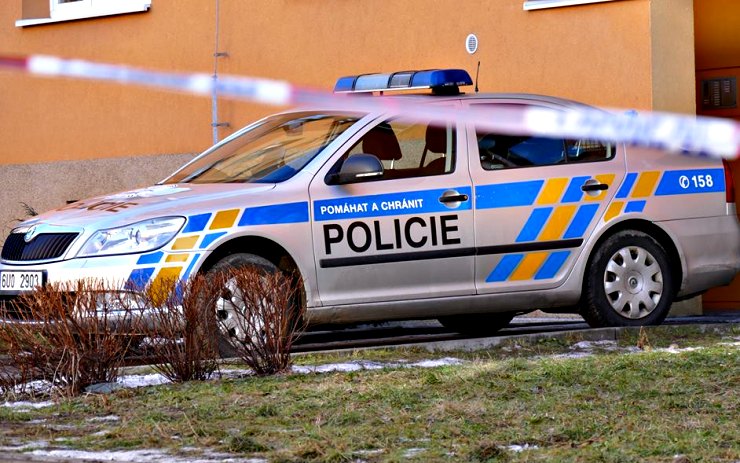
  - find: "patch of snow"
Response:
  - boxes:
[506,444,539,452]
[719,341,740,347]
[13,379,54,396]
[292,360,386,374]
[87,415,120,422]
[354,449,384,456]
[408,357,463,368]
[292,358,464,374]
[570,340,617,350]
[403,447,426,458]
[655,345,704,354]
[30,448,264,462]
[116,373,170,389]
[552,352,594,360]
[2,400,54,410]
[0,441,48,451]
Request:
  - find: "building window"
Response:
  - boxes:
[16,0,151,27]
[523,0,621,10]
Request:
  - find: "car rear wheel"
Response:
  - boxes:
[582,230,675,327]
[438,312,515,335]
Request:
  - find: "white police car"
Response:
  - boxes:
[1,69,739,332]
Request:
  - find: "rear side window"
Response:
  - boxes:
[477,131,615,170]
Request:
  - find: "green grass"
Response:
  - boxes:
[1,328,738,462]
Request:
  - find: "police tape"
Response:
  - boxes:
[1,54,738,160]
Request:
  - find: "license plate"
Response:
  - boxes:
[0,271,44,292]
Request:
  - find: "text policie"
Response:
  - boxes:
[323,215,461,255]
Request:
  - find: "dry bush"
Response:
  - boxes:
[216,267,305,376]
[138,275,221,382]
[0,280,140,397]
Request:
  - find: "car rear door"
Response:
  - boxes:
[466,101,627,294]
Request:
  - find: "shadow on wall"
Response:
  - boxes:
[1,153,195,237]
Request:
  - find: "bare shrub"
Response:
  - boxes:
[0,280,140,397]
[216,267,305,376]
[138,275,221,382]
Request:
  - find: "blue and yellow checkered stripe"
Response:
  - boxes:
[602,170,660,221]
[124,201,309,291]
[480,174,615,283]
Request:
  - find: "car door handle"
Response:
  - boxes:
[439,194,469,203]
[581,183,609,192]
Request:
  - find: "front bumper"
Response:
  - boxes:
[0,249,207,300]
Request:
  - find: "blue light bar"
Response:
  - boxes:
[334,69,473,94]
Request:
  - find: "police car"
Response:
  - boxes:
[1,69,739,334]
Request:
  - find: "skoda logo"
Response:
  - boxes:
[24,226,39,243]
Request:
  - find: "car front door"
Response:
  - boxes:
[308,114,475,306]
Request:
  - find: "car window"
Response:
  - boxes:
[477,132,614,170]
[337,119,456,181]
[165,112,361,184]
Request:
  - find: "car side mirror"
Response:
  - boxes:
[327,153,384,185]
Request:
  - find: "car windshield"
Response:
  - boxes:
[164,112,361,184]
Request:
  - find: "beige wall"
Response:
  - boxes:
[0,153,194,237]
[1,0,656,168]
[650,0,696,114]
[0,0,662,229]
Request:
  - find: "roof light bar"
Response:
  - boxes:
[334,69,473,94]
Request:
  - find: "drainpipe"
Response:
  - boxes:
[211,0,229,144]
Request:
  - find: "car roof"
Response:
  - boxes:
[390,92,597,110]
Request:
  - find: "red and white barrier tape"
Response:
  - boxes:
[1,54,738,159]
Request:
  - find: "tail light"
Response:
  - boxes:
[723,159,736,203]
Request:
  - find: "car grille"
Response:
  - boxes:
[1,232,79,262]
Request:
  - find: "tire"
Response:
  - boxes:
[581,230,675,328]
[438,312,515,336]
[206,253,278,358]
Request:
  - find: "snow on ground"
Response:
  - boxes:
[507,444,539,452]
[28,448,266,463]
[87,415,121,422]
[1,400,54,410]
[291,357,464,374]
[116,373,170,389]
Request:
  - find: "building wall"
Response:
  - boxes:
[0,0,656,230]
[650,0,696,114]
[1,0,657,166]
[694,0,740,310]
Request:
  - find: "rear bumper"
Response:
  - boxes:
[662,213,740,297]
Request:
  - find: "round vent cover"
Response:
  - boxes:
[466,34,479,55]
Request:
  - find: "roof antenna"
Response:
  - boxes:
[474,61,480,93]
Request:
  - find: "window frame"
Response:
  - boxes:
[326,118,458,184]
[16,0,151,27]
[523,0,621,11]
[476,131,616,171]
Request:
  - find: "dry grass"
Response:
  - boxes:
[138,275,221,383]
[215,267,305,376]
[0,279,140,397]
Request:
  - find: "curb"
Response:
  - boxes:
[301,322,738,355]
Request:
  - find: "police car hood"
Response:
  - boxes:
[22,184,276,230]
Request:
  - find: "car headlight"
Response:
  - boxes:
[77,217,186,258]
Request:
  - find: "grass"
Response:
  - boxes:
[0,327,738,462]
